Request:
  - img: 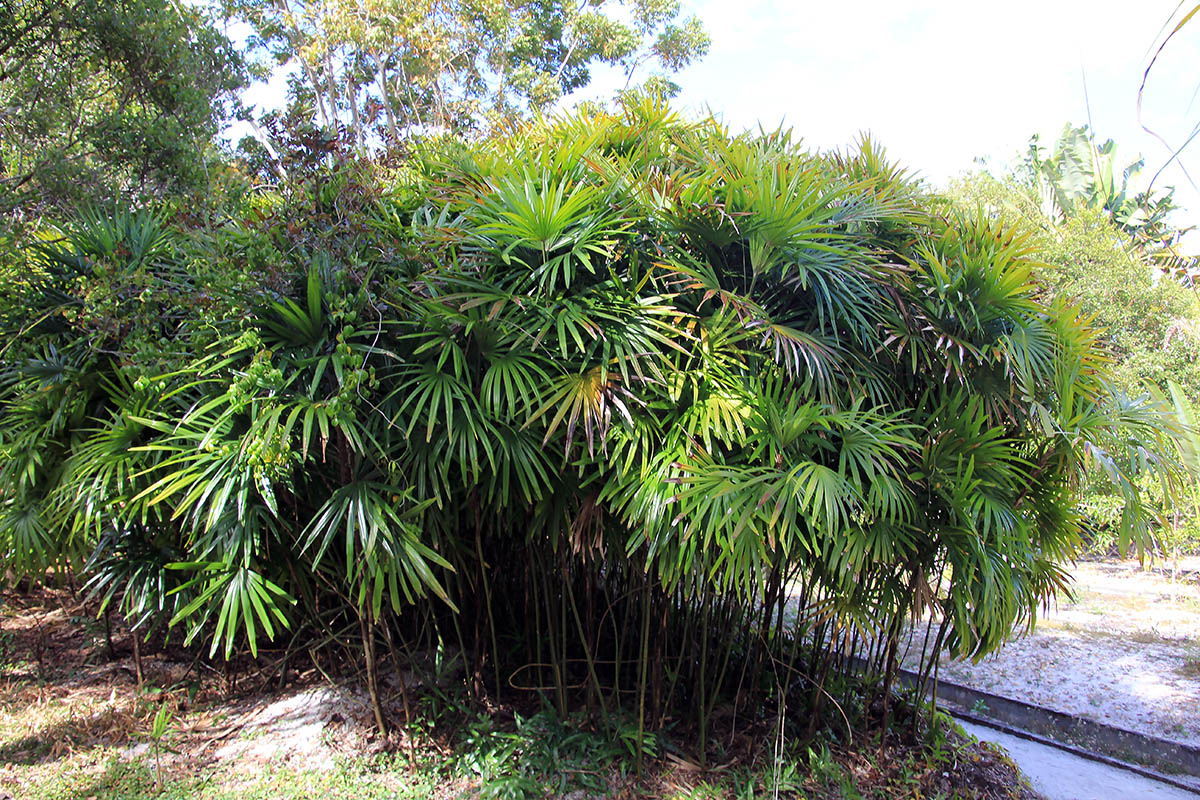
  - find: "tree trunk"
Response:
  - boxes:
[373,53,399,144]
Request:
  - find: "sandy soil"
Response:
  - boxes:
[0,587,377,783]
[209,685,370,770]
[902,559,1200,745]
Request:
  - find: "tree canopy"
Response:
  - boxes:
[1011,124,1190,272]
[226,0,710,150]
[0,0,248,215]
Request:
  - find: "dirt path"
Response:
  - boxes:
[903,559,1200,745]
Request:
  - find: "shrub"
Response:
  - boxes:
[0,99,1180,755]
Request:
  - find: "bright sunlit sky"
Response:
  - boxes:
[236,0,1200,226]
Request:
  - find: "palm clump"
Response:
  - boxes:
[0,98,1178,758]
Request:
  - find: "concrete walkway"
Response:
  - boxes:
[958,720,1199,800]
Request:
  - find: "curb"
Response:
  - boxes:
[887,666,1200,793]
[950,708,1200,795]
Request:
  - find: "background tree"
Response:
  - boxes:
[1011,124,1190,271]
[0,0,248,217]
[224,0,709,151]
[959,122,1200,396]
[953,133,1200,556]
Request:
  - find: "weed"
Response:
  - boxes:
[924,710,957,765]
[450,709,638,797]
[666,781,723,800]
[149,702,174,791]
[806,741,861,797]
[476,773,543,800]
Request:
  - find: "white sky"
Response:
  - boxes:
[234,0,1200,225]
[568,0,1200,226]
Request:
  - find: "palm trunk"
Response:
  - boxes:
[359,611,386,733]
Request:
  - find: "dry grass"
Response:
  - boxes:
[0,585,290,797]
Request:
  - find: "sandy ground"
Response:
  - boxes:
[902,559,1200,745]
[209,685,370,770]
[0,586,378,785]
[958,720,1198,800]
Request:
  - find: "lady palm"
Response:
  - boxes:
[0,97,1180,755]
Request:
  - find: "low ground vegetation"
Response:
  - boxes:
[1,585,1039,799]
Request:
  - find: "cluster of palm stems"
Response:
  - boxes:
[0,98,1180,760]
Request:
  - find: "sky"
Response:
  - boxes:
[564,0,1200,226]
[235,0,1200,226]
